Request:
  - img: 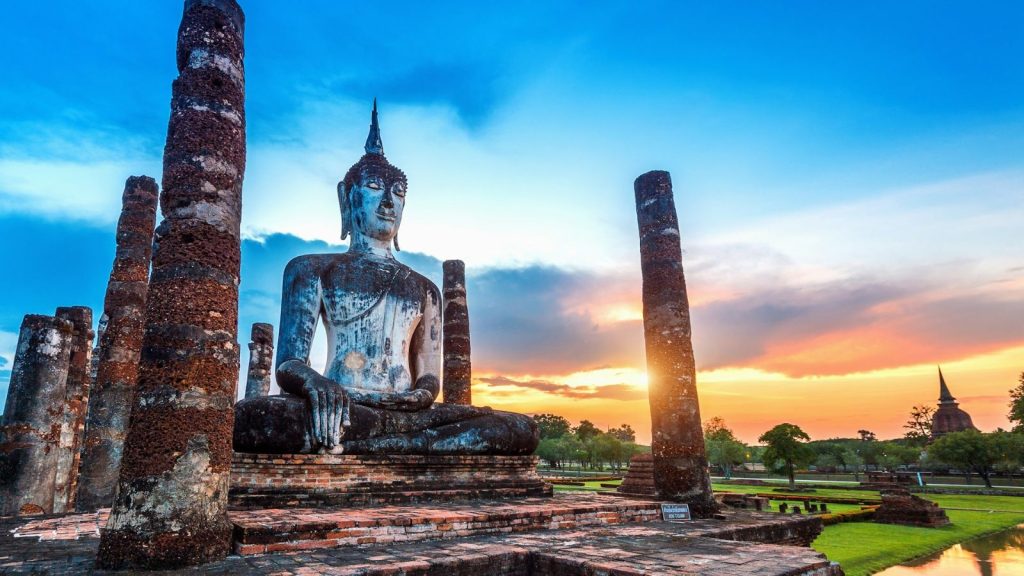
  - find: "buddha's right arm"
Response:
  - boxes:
[275,257,323,397]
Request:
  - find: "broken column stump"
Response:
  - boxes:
[617,453,657,496]
[77,176,158,512]
[244,323,273,398]
[634,170,717,518]
[442,259,472,405]
[96,0,246,569]
[0,315,74,515]
[52,306,94,514]
[874,488,950,527]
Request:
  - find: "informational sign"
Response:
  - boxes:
[661,503,691,522]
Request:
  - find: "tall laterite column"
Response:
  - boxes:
[442,260,472,405]
[97,0,246,568]
[634,170,716,517]
[52,306,93,513]
[77,176,158,511]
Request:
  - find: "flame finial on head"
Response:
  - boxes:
[364,98,384,155]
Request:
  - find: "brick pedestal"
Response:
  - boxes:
[230,453,551,508]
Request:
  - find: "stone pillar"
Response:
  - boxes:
[634,170,716,517]
[76,176,158,512]
[244,323,273,398]
[442,260,472,405]
[52,306,94,513]
[96,0,245,569]
[0,315,73,515]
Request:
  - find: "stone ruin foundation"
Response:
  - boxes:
[617,453,657,497]
[873,488,950,527]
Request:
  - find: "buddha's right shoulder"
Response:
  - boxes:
[284,253,344,277]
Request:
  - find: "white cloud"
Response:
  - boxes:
[0,330,17,367]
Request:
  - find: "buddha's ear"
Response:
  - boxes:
[393,234,401,252]
[338,181,351,240]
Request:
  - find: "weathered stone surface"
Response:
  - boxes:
[52,306,93,514]
[617,453,657,496]
[95,0,246,569]
[442,259,472,405]
[873,488,950,527]
[76,176,158,512]
[230,453,551,508]
[0,499,842,575]
[0,315,73,516]
[244,323,274,398]
[634,170,717,517]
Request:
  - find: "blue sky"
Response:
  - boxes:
[1,1,1022,439]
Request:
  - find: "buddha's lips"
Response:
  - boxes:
[376,211,396,222]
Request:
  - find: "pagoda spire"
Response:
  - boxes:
[364,98,384,155]
[938,366,956,403]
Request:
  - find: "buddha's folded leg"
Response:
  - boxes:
[234,395,539,455]
[341,412,539,455]
[233,394,312,454]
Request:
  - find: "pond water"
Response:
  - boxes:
[875,524,1024,576]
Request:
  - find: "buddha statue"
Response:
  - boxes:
[233,102,538,456]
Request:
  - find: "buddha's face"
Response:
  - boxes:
[349,166,406,242]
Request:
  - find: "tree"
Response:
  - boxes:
[858,429,877,442]
[703,418,746,479]
[1008,372,1024,433]
[842,449,864,481]
[533,413,571,440]
[593,434,630,471]
[878,441,922,471]
[927,430,1016,488]
[759,423,815,489]
[536,438,564,468]
[904,405,935,446]
[607,424,636,443]
[574,420,602,442]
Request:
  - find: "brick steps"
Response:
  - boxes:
[231,495,661,555]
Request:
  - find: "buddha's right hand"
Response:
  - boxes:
[301,372,350,453]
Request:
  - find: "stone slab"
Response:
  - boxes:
[230,453,552,508]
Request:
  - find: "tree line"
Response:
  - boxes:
[532,414,647,471]
[706,370,1024,490]
[534,371,1024,486]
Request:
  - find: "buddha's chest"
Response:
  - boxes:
[318,261,425,360]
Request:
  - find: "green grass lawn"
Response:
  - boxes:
[812,509,1024,576]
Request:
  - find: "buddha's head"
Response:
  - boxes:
[338,100,408,251]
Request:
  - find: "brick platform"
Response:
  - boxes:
[0,498,842,575]
[230,453,551,508]
[231,494,662,555]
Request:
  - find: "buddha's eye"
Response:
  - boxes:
[366,178,383,190]
[391,183,406,198]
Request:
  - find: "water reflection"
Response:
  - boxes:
[877,525,1024,576]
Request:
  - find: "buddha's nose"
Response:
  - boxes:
[380,191,394,209]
